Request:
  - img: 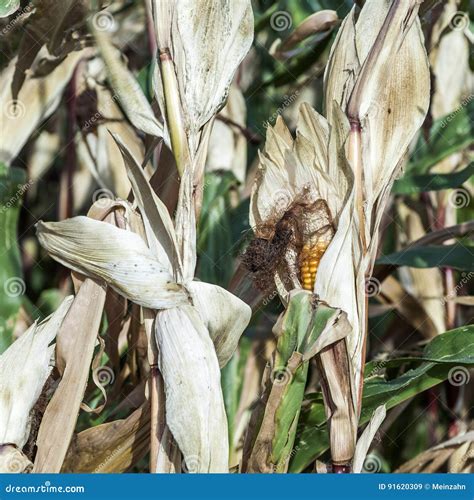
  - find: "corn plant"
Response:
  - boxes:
[0,0,473,475]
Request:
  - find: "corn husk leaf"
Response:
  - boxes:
[430,0,471,121]
[277,10,339,56]
[63,403,150,473]
[206,85,247,184]
[29,130,61,185]
[321,0,431,415]
[111,133,181,277]
[0,296,73,448]
[0,48,90,166]
[396,203,446,335]
[92,27,164,139]
[155,305,228,472]
[152,0,254,154]
[0,445,32,473]
[378,275,438,339]
[174,165,197,281]
[396,432,474,473]
[186,281,251,368]
[33,280,106,472]
[352,405,386,473]
[243,291,353,472]
[36,216,188,309]
[10,0,88,100]
[317,338,357,466]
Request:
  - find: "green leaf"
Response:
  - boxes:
[197,172,238,286]
[393,163,474,194]
[289,325,474,472]
[407,100,474,175]
[221,329,252,457]
[0,164,27,352]
[376,244,474,270]
[260,34,333,88]
[269,293,343,470]
[422,325,474,364]
[0,0,19,18]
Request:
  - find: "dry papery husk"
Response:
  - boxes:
[0,296,73,458]
[0,445,33,473]
[37,140,251,472]
[92,25,164,140]
[0,47,92,165]
[323,0,430,397]
[395,202,446,336]
[33,202,131,473]
[326,0,430,246]
[352,405,386,473]
[63,403,152,473]
[151,0,254,157]
[74,56,152,202]
[396,431,474,473]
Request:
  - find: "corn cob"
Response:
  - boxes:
[299,227,333,291]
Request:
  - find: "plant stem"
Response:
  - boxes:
[347,121,366,251]
[159,49,189,176]
[149,364,160,473]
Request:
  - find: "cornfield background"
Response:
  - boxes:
[0,0,473,475]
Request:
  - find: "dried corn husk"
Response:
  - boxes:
[33,279,106,473]
[0,297,73,450]
[155,305,228,472]
[326,0,430,247]
[275,10,339,57]
[396,203,446,335]
[0,0,19,17]
[352,405,386,473]
[37,135,252,473]
[0,48,90,165]
[92,26,164,139]
[187,281,251,368]
[0,445,32,473]
[151,0,254,157]
[323,0,430,394]
[36,217,188,310]
[206,85,248,184]
[249,0,430,468]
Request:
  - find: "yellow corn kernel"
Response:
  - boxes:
[299,240,331,291]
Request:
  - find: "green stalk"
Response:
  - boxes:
[159,49,190,176]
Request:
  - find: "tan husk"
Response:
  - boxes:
[151,0,254,157]
[155,305,229,472]
[92,26,164,139]
[248,0,430,469]
[36,216,188,310]
[0,297,73,450]
[33,280,106,473]
[352,405,386,473]
[63,403,151,473]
